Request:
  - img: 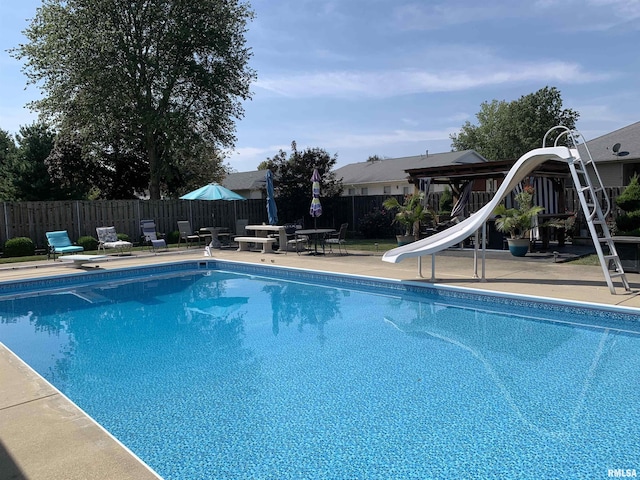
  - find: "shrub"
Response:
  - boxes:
[117,233,130,242]
[439,187,453,215]
[166,230,180,244]
[615,211,640,234]
[359,208,393,238]
[77,236,98,251]
[4,237,35,257]
[615,175,640,235]
[616,175,640,212]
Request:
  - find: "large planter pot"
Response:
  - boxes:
[507,238,530,257]
[396,235,415,246]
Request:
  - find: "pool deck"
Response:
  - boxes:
[1,246,639,479]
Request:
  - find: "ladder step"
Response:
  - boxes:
[609,271,626,278]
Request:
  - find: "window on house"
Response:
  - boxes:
[402,186,410,195]
[383,186,391,194]
[348,188,356,196]
[361,187,368,195]
[487,178,497,193]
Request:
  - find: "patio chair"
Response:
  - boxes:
[282,223,306,254]
[140,220,167,251]
[177,220,205,248]
[325,223,348,255]
[96,226,133,255]
[45,230,84,260]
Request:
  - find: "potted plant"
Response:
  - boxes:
[383,192,431,246]
[493,187,544,256]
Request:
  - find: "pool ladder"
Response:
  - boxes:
[545,127,631,294]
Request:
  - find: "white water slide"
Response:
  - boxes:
[382,146,574,264]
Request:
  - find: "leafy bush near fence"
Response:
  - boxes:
[166,230,180,244]
[358,208,393,238]
[4,237,36,257]
[117,233,130,242]
[77,236,98,251]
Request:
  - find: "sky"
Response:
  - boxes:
[1,0,639,173]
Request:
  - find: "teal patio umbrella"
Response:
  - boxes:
[180,183,246,201]
[180,183,246,234]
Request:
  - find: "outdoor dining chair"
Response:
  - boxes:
[325,223,348,255]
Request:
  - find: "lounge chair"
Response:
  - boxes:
[96,226,133,255]
[177,220,206,248]
[46,230,84,260]
[325,223,348,255]
[140,220,167,251]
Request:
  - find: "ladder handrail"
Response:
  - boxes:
[542,126,611,218]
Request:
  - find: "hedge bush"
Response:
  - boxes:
[77,236,98,251]
[4,237,36,257]
[166,230,180,244]
[358,208,393,238]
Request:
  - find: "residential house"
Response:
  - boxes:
[580,121,640,187]
[222,170,268,199]
[333,150,488,197]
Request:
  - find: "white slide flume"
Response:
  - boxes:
[382,146,575,264]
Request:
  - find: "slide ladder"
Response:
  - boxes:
[546,127,630,294]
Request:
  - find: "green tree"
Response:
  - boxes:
[12,0,256,199]
[262,142,343,224]
[10,122,61,200]
[450,86,579,160]
[0,129,18,200]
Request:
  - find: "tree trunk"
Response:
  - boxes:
[146,130,161,199]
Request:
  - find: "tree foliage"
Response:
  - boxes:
[12,0,256,199]
[0,129,18,200]
[261,142,343,225]
[450,86,579,160]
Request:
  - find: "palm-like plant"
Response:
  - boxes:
[383,192,431,238]
[493,190,544,239]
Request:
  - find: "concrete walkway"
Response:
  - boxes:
[1,247,639,479]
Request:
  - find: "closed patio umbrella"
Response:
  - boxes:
[310,168,322,229]
[266,169,278,225]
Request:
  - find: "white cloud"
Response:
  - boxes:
[255,61,610,99]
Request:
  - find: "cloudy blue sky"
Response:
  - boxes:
[1,0,639,172]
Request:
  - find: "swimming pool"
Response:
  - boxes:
[0,260,639,479]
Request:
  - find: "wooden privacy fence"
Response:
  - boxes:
[0,199,269,249]
[0,187,625,248]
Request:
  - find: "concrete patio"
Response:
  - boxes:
[1,246,639,479]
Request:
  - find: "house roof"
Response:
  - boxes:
[333,150,487,185]
[222,170,268,191]
[580,121,640,164]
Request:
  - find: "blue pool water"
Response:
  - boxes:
[0,262,639,479]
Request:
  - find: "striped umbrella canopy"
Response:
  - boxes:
[309,168,322,228]
[266,169,278,225]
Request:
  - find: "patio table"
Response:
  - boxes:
[295,228,335,255]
